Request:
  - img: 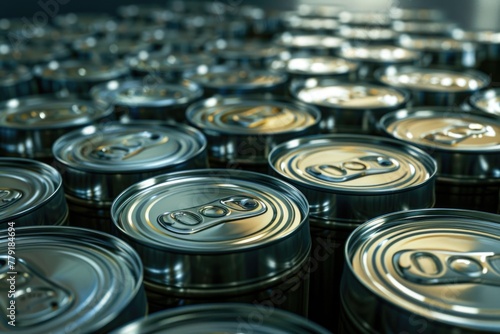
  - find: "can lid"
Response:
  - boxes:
[0,65,32,86]
[283,16,339,31]
[185,66,287,90]
[296,4,342,18]
[270,56,358,76]
[90,80,202,107]
[275,33,344,49]
[381,108,500,152]
[291,78,408,109]
[112,169,308,253]
[399,35,478,52]
[53,122,206,173]
[389,8,444,21]
[0,158,61,223]
[347,209,500,331]
[205,39,286,60]
[269,134,435,194]
[73,37,151,57]
[128,51,215,73]
[0,43,70,66]
[393,20,456,34]
[187,96,320,135]
[376,66,490,92]
[338,11,391,26]
[0,226,144,333]
[469,88,500,117]
[0,95,112,130]
[109,303,330,334]
[339,44,420,63]
[35,60,130,81]
[338,25,398,41]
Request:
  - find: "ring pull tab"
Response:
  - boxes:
[0,256,74,327]
[157,195,267,234]
[90,131,168,160]
[229,106,280,128]
[394,249,500,286]
[305,155,400,182]
[0,188,23,210]
[421,122,493,145]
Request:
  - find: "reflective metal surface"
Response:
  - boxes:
[0,42,70,67]
[73,36,153,62]
[0,65,37,101]
[341,209,500,333]
[0,158,67,227]
[338,11,391,27]
[269,134,436,225]
[274,33,344,55]
[392,20,456,36]
[282,16,340,33]
[468,88,500,118]
[0,226,147,333]
[388,8,444,21]
[337,26,398,45]
[270,56,358,81]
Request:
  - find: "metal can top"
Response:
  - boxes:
[392,20,456,35]
[338,44,420,64]
[0,65,32,87]
[398,34,478,52]
[282,16,340,32]
[338,25,398,42]
[269,134,435,194]
[0,226,144,333]
[112,169,309,252]
[291,78,409,109]
[90,79,202,108]
[185,66,287,90]
[388,8,444,21]
[274,32,344,50]
[468,88,500,117]
[110,303,330,334]
[380,108,500,152]
[127,51,215,74]
[187,96,320,135]
[270,56,358,76]
[0,95,112,130]
[295,4,342,18]
[73,37,152,58]
[376,66,490,92]
[35,60,130,82]
[0,158,62,223]
[205,39,286,61]
[452,29,500,45]
[53,13,115,33]
[0,43,70,66]
[338,11,391,26]
[53,122,206,173]
[346,209,500,332]
[141,29,210,50]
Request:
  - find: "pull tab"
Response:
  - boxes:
[305,155,399,182]
[90,131,168,160]
[421,122,492,145]
[394,250,500,286]
[157,195,267,234]
[0,256,74,327]
[0,188,23,210]
[228,106,280,128]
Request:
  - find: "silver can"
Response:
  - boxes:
[388,8,445,21]
[73,36,153,62]
[0,95,113,162]
[184,65,288,98]
[290,78,410,133]
[0,158,68,227]
[375,65,490,106]
[0,226,147,333]
[53,12,116,34]
[0,42,70,67]
[53,121,208,232]
[269,56,359,81]
[392,20,456,37]
[90,79,203,123]
[467,88,500,118]
[187,96,320,172]
[337,26,399,45]
[338,11,391,27]
[341,209,500,333]
[282,16,340,34]
[110,303,331,334]
[34,59,130,98]
[112,169,311,316]
[380,108,500,213]
[269,134,436,331]
[0,65,37,101]
[338,44,421,80]
[274,33,345,56]
[141,29,209,53]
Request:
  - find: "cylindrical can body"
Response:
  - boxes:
[0,65,38,101]
[112,169,311,317]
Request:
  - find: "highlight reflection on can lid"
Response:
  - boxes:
[53,122,206,173]
[36,60,130,81]
[270,56,358,76]
[0,226,145,333]
[0,96,112,129]
[377,66,489,92]
[469,88,500,117]
[399,35,478,52]
[275,33,344,49]
[128,51,215,74]
[293,79,408,109]
[392,20,456,35]
[206,39,286,60]
[381,109,500,152]
[112,170,308,252]
[338,26,398,42]
[338,11,391,26]
[282,16,339,32]
[0,159,61,223]
[347,209,500,332]
[339,45,420,63]
[269,135,435,193]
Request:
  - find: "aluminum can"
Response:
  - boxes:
[388,8,445,21]
[269,134,437,331]
[341,209,500,333]
[0,42,70,67]
[187,96,320,172]
[112,169,311,316]
[90,79,203,123]
[290,78,410,134]
[337,25,399,45]
[0,226,147,333]
[467,88,500,119]
[274,33,345,56]
[0,95,113,162]
[0,158,68,227]
[141,29,210,53]
[110,303,331,334]
[270,56,358,81]
[73,36,153,62]
[380,108,500,213]
[338,11,391,28]
[282,16,340,34]
[375,65,490,106]
[392,20,456,37]
[0,65,37,101]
